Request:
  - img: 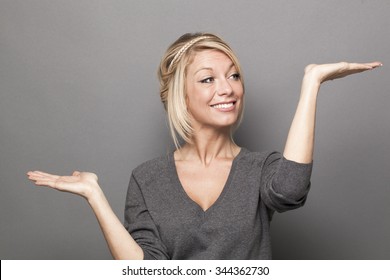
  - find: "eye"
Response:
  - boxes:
[229,73,241,81]
[200,77,214,84]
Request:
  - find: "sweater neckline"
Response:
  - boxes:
[168,147,247,215]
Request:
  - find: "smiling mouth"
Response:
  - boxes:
[210,101,236,109]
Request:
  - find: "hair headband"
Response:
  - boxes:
[168,36,211,71]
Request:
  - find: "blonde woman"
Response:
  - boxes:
[27,33,382,259]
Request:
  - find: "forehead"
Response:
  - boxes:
[187,49,234,72]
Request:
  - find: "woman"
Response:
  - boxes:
[27,33,382,259]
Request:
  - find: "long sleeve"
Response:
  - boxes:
[124,173,170,260]
[260,151,313,213]
[121,149,312,259]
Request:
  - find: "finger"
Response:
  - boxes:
[348,63,375,70]
[28,171,60,180]
[366,61,383,68]
[27,172,50,179]
[348,62,383,70]
[27,173,54,181]
[352,63,372,69]
[33,171,59,177]
[34,179,57,188]
[27,174,45,181]
[73,171,81,176]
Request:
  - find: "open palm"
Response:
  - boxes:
[304,61,382,84]
[27,170,98,199]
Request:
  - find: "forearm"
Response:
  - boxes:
[283,74,320,163]
[283,61,382,163]
[87,187,144,260]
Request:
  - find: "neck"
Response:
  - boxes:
[175,127,240,166]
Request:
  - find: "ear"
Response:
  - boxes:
[185,93,189,108]
[184,82,190,109]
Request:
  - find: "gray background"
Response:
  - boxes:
[1,0,389,259]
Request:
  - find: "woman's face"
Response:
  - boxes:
[185,49,244,132]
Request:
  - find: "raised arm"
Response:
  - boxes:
[26,170,144,259]
[283,61,382,163]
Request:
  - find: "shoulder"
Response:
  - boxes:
[238,148,282,166]
[131,154,171,184]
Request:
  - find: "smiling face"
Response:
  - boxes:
[185,49,244,132]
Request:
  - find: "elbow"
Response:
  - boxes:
[261,153,313,213]
[263,181,311,213]
[272,179,311,202]
[271,156,313,202]
[112,247,144,260]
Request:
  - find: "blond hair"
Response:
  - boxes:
[158,32,245,148]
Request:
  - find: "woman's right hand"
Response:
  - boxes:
[27,170,100,201]
[27,170,144,259]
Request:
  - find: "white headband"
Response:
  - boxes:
[168,36,211,71]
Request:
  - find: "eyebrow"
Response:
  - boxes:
[194,63,235,75]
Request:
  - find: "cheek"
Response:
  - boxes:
[235,83,244,97]
[188,95,209,115]
[188,87,212,107]
[187,95,213,121]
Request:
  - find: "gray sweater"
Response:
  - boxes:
[124,148,312,259]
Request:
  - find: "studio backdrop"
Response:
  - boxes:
[1,0,389,259]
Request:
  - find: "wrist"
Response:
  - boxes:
[302,71,321,87]
[86,184,105,206]
[300,74,321,100]
[304,63,326,85]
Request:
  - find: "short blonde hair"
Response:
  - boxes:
[158,32,245,148]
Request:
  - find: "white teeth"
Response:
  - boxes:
[211,102,234,109]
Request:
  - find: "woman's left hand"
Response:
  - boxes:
[283,60,382,163]
[304,61,382,84]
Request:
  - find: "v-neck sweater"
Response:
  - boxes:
[124,148,312,260]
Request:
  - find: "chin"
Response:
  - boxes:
[212,119,238,129]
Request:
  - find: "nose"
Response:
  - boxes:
[216,78,233,96]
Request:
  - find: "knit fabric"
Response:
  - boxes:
[124,148,312,259]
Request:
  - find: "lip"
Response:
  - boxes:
[210,101,237,112]
[210,100,237,106]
